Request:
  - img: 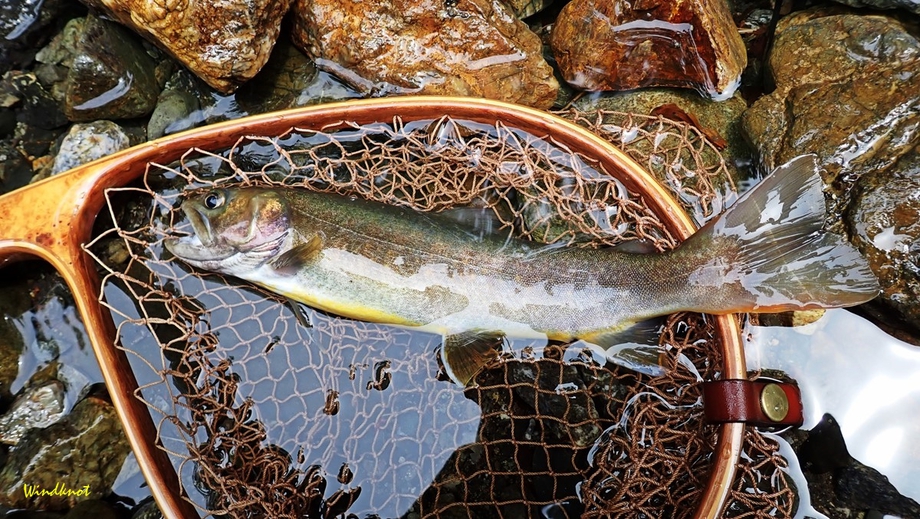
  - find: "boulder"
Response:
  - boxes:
[79,0,292,93]
[290,0,559,108]
[550,0,747,100]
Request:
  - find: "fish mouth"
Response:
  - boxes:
[164,201,234,263]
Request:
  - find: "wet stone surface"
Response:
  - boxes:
[290,0,559,108]
[847,148,920,334]
[0,395,131,510]
[550,0,747,99]
[0,380,66,446]
[80,0,293,93]
[831,0,920,15]
[785,414,920,518]
[741,7,920,330]
[50,120,131,175]
[63,15,159,123]
[741,8,920,185]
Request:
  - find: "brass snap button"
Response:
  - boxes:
[760,383,790,422]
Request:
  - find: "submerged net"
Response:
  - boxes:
[86,113,793,518]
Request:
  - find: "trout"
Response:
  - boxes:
[165,155,879,384]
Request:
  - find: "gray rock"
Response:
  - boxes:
[832,0,920,15]
[64,14,159,122]
[0,380,66,446]
[51,120,130,175]
[34,17,84,68]
[0,396,131,510]
[146,70,201,140]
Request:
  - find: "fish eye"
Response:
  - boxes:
[203,190,225,210]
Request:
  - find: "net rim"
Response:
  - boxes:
[0,95,746,518]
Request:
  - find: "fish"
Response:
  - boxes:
[165,155,880,385]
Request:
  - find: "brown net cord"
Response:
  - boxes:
[85,113,792,518]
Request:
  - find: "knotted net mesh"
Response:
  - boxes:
[86,112,795,518]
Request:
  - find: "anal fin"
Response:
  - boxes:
[580,318,668,377]
[440,330,506,386]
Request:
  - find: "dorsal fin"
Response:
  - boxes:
[269,234,323,276]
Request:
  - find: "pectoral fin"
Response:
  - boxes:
[440,330,506,386]
[269,234,323,276]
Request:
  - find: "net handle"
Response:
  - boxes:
[0,96,745,518]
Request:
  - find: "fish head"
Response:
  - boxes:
[165,187,291,275]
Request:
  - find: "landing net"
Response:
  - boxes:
[86,112,794,518]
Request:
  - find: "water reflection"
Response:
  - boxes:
[745,308,920,501]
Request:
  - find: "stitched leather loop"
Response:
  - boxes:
[701,380,804,427]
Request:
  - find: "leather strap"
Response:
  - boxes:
[701,379,804,427]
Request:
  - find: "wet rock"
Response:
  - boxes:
[549,0,747,100]
[0,108,14,137]
[50,121,131,175]
[0,283,28,400]
[0,141,33,194]
[62,500,118,519]
[130,500,163,519]
[291,0,559,109]
[235,40,362,114]
[12,120,58,160]
[147,70,201,140]
[0,380,66,445]
[741,9,920,179]
[34,17,84,69]
[832,0,920,16]
[792,414,920,518]
[8,72,68,130]
[34,17,84,104]
[503,0,553,18]
[64,15,159,122]
[0,0,45,43]
[847,149,920,332]
[0,0,82,70]
[0,395,131,511]
[507,360,601,448]
[81,0,292,93]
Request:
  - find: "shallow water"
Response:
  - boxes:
[745,308,920,503]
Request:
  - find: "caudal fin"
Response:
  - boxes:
[689,155,879,312]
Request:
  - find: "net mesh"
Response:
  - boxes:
[85,112,793,518]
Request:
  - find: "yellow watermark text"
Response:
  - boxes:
[23,482,90,498]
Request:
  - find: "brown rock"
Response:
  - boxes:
[290,0,559,109]
[848,149,920,333]
[550,0,747,100]
[741,9,920,176]
[79,0,293,93]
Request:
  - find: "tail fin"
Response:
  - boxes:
[688,155,879,312]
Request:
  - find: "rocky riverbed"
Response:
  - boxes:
[1,0,919,516]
